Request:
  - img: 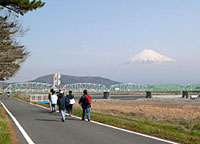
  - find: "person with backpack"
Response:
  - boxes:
[78,89,91,121]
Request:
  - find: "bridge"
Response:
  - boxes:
[63,83,108,92]
[4,82,52,93]
[3,82,200,93]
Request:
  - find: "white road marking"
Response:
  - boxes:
[69,115,179,144]
[90,120,179,144]
[0,101,35,144]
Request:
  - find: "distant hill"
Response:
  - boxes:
[30,74,121,87]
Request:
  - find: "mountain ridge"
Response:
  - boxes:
[30,74,121,87]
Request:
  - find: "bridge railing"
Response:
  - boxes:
[4,82,200,93]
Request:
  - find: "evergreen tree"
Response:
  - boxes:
[0,0,45,15]
[0,0,45,80]
[0,16,28,80]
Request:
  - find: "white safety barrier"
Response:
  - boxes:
[28,94,49,103]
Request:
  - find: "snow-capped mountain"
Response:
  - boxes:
[129,49,174,64]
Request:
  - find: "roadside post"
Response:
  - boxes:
[182,91,186,98]
[146,91,152,99]
[103,92,110,99]
[182,91,190,99]
[185,91,190,99]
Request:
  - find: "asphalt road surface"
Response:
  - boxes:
[0,95,176,144]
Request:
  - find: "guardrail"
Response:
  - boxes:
[28,94,49,103]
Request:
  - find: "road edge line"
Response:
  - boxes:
[90,120,178,144]
[69,115,179,144]
[0,101,35,144]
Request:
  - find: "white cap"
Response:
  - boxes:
[60,91,63,94]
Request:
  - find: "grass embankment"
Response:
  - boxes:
[72,107,200,144]
[0,106,17,144]
[13,94,200,144]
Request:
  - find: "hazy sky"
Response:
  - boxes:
[7,0,200,84]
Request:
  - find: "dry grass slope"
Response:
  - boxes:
[73,98,200,144]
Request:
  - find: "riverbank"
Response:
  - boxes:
[73,97,200,144]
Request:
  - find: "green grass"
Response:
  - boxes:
[0,108,11,144]
[193,121,200,131]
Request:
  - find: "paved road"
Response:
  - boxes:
[0,95,175,144]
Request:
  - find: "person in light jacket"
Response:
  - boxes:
[51,91,58,113]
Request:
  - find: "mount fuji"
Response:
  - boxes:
[129,49,174,64]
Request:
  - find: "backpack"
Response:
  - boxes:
[84,94,91,104]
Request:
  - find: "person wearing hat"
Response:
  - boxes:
[57,90,66,122]
[57,90,63,113]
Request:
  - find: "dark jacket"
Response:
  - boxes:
[48,93,51,101]
[66,94,75,105]
[79,94,91,108]
[57,93,63,106]
[58,95,66,110]
[69,94,74,99]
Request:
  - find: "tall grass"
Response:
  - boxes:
[0,108,11,144]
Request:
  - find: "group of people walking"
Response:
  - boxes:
[48,89,91,122]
